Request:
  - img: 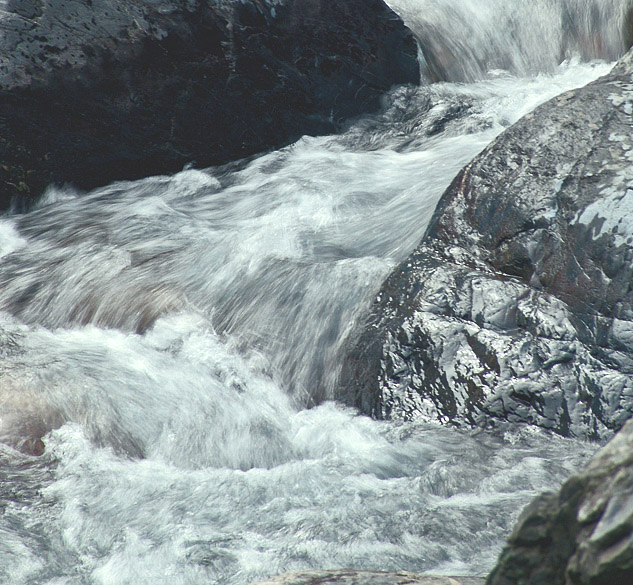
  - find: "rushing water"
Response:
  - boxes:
[0,1,628,583]
[390,0,632,81]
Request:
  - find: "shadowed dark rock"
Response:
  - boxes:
[0,0,419,210]
[340,49,633,440]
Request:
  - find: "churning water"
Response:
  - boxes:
[0,1,627,583]
[390,0,632,81]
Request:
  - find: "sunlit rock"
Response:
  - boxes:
[341,48,633,440]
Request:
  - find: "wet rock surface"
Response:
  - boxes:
[341,50,633,440]
[487,418,633,585]
[250,570,485,585]
[0,0,419,210]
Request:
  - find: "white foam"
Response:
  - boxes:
[0,49,612,585]
[0,219,26,258]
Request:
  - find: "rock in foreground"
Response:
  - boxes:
[0,0,419,210]
[487,419,633,585]
[341,50,633,440]
[250,571,485,585]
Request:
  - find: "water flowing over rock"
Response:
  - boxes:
[340,49,633,441]
[249,571,485,585]
[0,0,419,210]
[487,418,633,585]
[389,0,631,82]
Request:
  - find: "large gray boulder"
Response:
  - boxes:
[487,419,633,585]
[0,0,419,210]
[340,50,633,440]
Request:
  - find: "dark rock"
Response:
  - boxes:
[340,49,633,440]
[487,419,633,585]
[0,0,419,210]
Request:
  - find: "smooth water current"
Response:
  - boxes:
[0,1,628,583]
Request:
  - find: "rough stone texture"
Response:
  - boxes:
[0,0,419,210]
[487,418,633,585]
[249,570,485,585]
[340,49,633,440]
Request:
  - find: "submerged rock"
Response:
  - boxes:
[340,49,633,440]
[0,0,419,210]
[487,418,633,585]
[250,571,485,585]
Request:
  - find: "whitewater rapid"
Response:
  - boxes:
[0,0,629,581]
[0,59,611,584]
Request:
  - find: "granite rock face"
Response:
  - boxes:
[0,0,419,209]
[341,50,633,440]
[487,419,633,585]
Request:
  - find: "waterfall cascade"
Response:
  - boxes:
[389,0,632,81]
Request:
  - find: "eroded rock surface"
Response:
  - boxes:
[250,570,485,585]
[0,0,419,209]
[341,50,633,440]
[487,419,633,585]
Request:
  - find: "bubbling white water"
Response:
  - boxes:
[0,59,612,585]
[0,319,596,584]
[0,59,613,407]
